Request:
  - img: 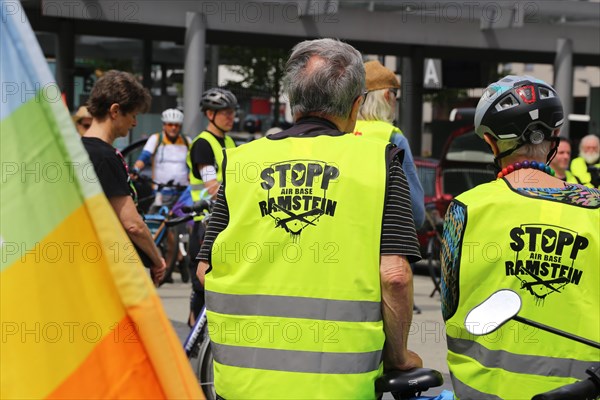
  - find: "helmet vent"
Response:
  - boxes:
[495,94,518,111]
[539,87,556,99]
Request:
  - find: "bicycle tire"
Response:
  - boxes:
[427,235,442,297]
[196,339,216,400]
[160,229,180,284]
[178,254,190,283]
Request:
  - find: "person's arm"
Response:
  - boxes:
[440,201,467,321]
[190,137,220,197]
[380,147,423,370]
[380,254,422,370]
[134,134,159,171]
[108,195,166,285]
[196,184,230,284]
[391,133,425,228]
[198,168,220,197]
[197,261,210,286]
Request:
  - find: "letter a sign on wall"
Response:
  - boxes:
[424,58,443,89]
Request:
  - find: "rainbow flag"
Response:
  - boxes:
[0,2,203,398]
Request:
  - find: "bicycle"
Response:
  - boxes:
[465,289,600,399]
[138,177,191,284]
[424,202,444,298]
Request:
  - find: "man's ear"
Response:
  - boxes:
[483,133,500,157]
[109,103,120,119]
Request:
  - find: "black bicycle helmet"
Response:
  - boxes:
[475,75,564,148]
[200,88,238,111]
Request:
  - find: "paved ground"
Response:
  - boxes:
[157,262,454,396]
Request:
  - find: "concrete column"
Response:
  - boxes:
[56,20,75,109]
[209,45,219,88]
[554,38,573,138]
[400,48,424,156]
[183,12,206,136]
[142,39,153,90]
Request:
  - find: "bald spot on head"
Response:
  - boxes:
[305,55,327,74]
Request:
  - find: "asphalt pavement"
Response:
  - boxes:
[157,261,454,396]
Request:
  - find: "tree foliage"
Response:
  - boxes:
[221,45,288,126]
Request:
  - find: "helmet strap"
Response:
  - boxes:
[545,136,560,164]
[208,110,228,135]
[493,142,526,172]
[493,136,560,173]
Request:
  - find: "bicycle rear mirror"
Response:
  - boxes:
[465,290,521,335]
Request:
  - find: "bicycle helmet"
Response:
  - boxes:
[475,75,563,147]
[161,108,184,124]
[200,88,238,111]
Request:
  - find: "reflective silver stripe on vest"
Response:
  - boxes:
[206,291,382,322]
[190,184,204,191]
[451,373,502,400]
[212,342,382,374]
[448,336,590,380]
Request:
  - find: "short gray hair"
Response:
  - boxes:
[580,134,600,153]
[283,38,364,119]
[358,88,394,123]
[498,138,552,166]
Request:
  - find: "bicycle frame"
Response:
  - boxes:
[184,306,207,357]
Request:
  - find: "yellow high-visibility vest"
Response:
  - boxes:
[445,178,599,399]
[205,133,389,399]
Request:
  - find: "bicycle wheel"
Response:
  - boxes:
[427,235,442,297]
[159,229,180,285]
[195,339,216,400]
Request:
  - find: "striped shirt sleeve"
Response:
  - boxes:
[380,155,422,262]
[198,153,422,263]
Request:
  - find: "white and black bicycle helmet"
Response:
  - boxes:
[475,75,563,149]
[200,88,238,111]
[161,108,184,124]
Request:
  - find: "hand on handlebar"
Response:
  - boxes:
[129,167,140,181]
[385,349,423,372]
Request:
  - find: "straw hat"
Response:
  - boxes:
[364,60,400,91]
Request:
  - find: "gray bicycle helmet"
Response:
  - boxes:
[200,88,238,111]
[475,75,563,146]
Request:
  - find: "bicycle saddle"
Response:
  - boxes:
[375,368,444,396]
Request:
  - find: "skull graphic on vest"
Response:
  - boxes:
[258,160,339,241]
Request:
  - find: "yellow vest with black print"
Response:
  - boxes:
[205,134,388,399]
[186,131,235,220]
[446,179,599,400]
[354,119,402,142]
[564,169,580,184]
[570,156,600,188]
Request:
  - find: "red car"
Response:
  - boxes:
[415,125,496,262]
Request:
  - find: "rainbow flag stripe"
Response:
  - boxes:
[0,2,203,398]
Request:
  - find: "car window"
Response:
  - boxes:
[445,131,494,163]
[442,168,496,197]
[416,164,436,198]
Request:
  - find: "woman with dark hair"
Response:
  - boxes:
[82,70,165,285]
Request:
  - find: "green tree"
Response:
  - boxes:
[221,45,288,127]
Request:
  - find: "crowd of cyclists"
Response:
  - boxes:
[77,38,599,400]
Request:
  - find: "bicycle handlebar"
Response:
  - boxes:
[164,214,194,227]
[181,199,212,214]
[134,174,188,192]
[532,379,599,400]
[532,364,600,400]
